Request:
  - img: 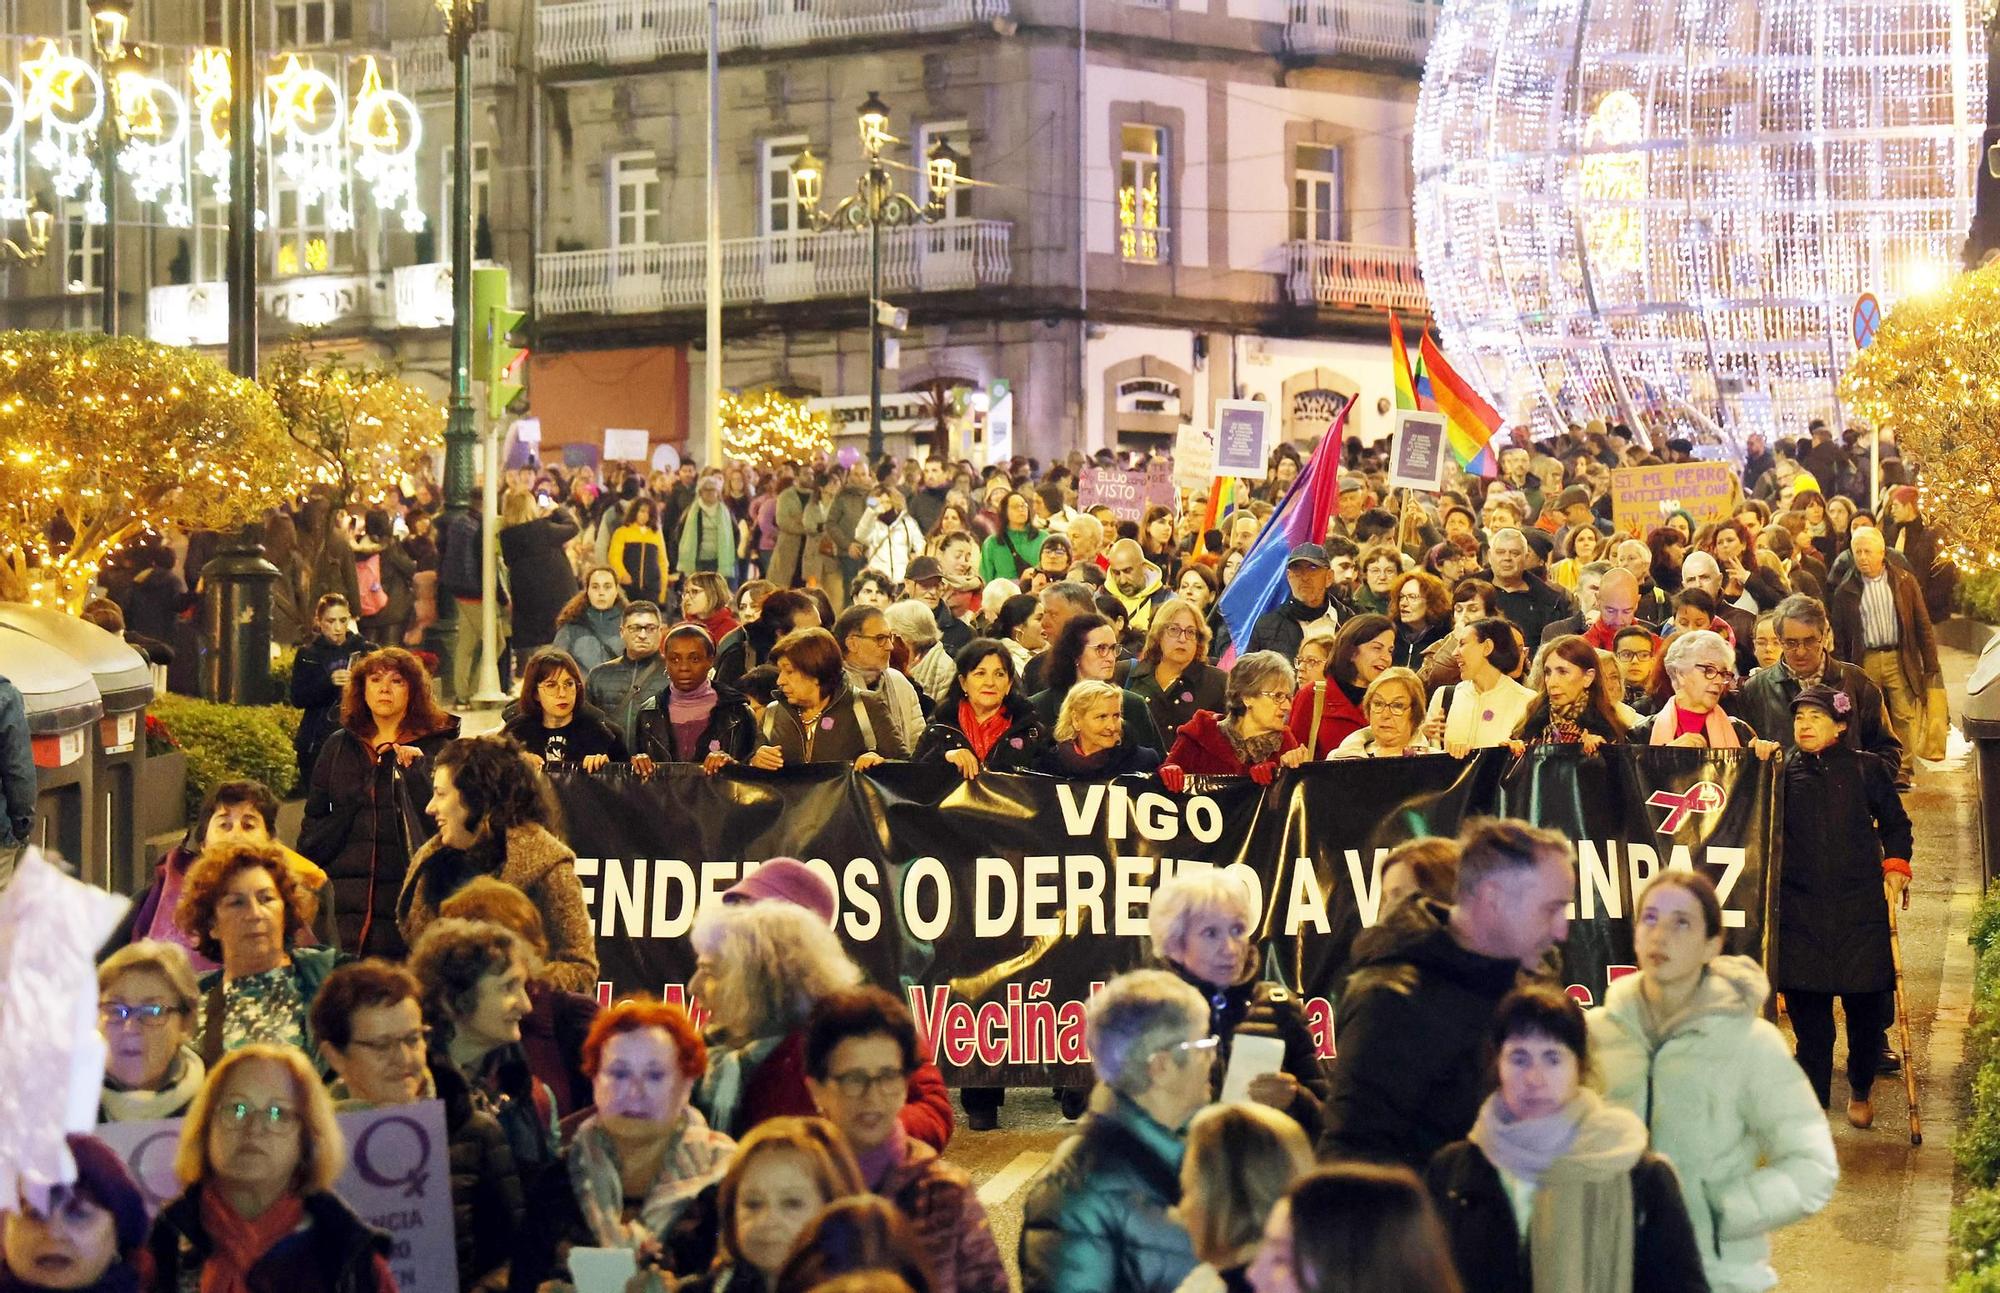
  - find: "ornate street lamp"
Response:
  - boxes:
[88,0,134,334]
[1,205,54,264]
[790,92,964,463]
[437,0,485,517]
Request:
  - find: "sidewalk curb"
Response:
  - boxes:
[1893,853,1977,1287]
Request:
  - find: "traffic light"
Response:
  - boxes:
[472,266,527,420]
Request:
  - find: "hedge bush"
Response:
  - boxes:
[149,694,302,816]
[1956,889,2000,1277]
[1961,570,2000,626]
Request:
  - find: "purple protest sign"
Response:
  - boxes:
[1079,463,1179,522]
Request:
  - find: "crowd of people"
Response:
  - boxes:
[0,415,1951,1293]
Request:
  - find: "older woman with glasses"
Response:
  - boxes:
[1126,597,1227,742]
[96,941,204,1123]
[1330,667,1433,759]
[1159,651,1308,786]
[144,1044,397,1293]
[1630,629,1780,757]
[1030,612,1163,750]
[1034,679,1165,777]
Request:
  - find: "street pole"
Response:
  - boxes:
[703,0,722,468]
[98,113,117,335]
[225,0,256,378]
[868,194,883,463]
[442,6,478,517]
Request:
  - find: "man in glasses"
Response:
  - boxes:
[584,601,671,750]
[1734,593,1901,768]
[311,960,523,1288]
[834,603,925,752]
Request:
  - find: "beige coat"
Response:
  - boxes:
[396,821,600,993]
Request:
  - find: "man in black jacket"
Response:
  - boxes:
[1482,528,1576,650]
[584,601,671,750]
[1319,819,1573,1168]
[1247,543,1340,659]
[1736,595,1901,767]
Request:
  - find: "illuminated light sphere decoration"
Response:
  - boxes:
[1839,263,2000,571]
[1411,0,1987,451]
[719,390,834,473]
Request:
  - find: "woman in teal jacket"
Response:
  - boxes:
[979,490,1047,583]
[1586,871,1837,1293]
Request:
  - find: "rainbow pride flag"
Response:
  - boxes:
[1390,313,1420,412]
[1420,332,1501,478]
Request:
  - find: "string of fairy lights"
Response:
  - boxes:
[0,332,447,610]
[719,389,833,473]
[1840,260,2000,572]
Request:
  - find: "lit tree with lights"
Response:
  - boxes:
[719,390,833,473]
[1840,260,2000,571]
[0,332,302,611]
[264,346,445,510]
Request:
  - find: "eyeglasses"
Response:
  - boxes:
[1167,1035,1221,1061]
[1253,690,1295,704]
[1367,700,1412,716]
[849,632,896,649]
[624,622,663,635]
[218,1101,301,1132]
[1690,664,1735,683]
[99,1001,185,1029]
[1162,625,1199,641]
[1779,635,1822,651]
[1085,643,1121,657]
[538,676,578,692]
[346,1027,431,1058]
[1613,650,1653,663]
[825,1066,909,1099]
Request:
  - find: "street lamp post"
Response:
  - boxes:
[88,0,134,335]
[438,0,484,517]
[790,92,963,464]
[1,208,54,264]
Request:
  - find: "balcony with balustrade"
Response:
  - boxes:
[389,29,517,94]
[1283,240,1427,314]
[538,0,1010,69]
[537,219,1013,317]
[1284,0,1435,66]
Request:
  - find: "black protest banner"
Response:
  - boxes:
[552,745,1777,1087]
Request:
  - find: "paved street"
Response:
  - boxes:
[940,640,1989,1291]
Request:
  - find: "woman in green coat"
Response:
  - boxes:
[979,490,1047,583]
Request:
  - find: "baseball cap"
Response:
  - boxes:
[904,556,944,584]
[1338,474,1366,493]
[1557,485,1591,510]
[1286,543,1330,569]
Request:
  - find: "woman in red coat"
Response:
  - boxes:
[1287,612,1396,758]
[1160,650,1309,788]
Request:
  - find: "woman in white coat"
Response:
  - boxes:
[1587,870,1837,1293]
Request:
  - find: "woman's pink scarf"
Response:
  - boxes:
[1648,702,1740,749]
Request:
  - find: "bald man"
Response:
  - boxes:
[1104,537,1171,648]
[1829,527,1937,786]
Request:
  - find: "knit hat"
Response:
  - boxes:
[721,857,836,924]
[1888,485,1919,509]
[64,1134,149,1254]
[1790,684,1851,721]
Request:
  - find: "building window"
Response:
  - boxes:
[761,136,809,238]
[271,179,337,275]
[608,152,660,248]
[62,203,100,294]
[917,120,970,220]
[194,193,227,283]
[443,142,492,257]
[274,0,350,45]
[62,0,90,42]
[1292,143,1343,243]
[1119,123,1167,263]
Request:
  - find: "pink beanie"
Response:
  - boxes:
[721,857,836,924]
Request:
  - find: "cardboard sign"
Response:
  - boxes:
[1387,410,1449,492]
[1213,400,1271,479]
[95,1101,460,1293]
[1609,462,1741,536]
[1079,462,1178,523]
[1172,424,1216,491]
[602,427,651,462]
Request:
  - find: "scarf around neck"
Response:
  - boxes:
[568,1108,735,1251]
[1647,701,1739,749]
[197,1188,305,1293]
[101,1047,206,1122]
[1469,1089,1645,1293]
[668,681,720,760]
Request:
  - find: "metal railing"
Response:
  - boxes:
[1284,0,1435,64]
[539,0,1010,67]
[389,30,518,93]
[1284,239,1428,313]
[537,219,1013,315]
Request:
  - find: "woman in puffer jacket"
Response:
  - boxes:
[1586,871,1837,1293]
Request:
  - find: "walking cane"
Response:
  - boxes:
[1887,886,1922,1145]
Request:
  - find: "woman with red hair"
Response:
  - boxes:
[511,998,736,1292]
[299,647,459,957]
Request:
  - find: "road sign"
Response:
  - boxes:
[1853,292,1883,349]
